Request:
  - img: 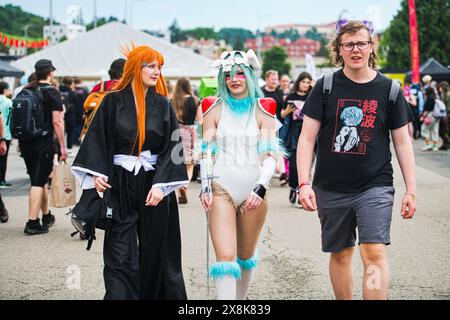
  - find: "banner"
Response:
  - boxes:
[305,53,317,80]
[408,0,420,83]
[0,30,48,48]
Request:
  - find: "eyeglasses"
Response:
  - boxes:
[340,41,371,51]
[225,71,246,81]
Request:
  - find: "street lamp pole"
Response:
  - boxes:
[49,0,53,46]
[93,0,98,28]
[23,25,32,54]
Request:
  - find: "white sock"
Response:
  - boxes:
[216,275,237,300]
[236,268,255,300]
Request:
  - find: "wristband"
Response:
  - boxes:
[299,182,310,189]
[252,184,266,199]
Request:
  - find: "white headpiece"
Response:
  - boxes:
[212,49,261,72]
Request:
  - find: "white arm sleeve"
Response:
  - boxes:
[255,156,276,188]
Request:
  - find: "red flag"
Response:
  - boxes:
[14,39,19,47]
[409,0,421,83]
[21,39,26,47]
[9,37,14,47]
[3,35,8,45]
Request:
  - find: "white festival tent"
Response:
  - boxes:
[11,22,216,80]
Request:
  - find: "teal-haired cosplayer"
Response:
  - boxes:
[199,50,281,300]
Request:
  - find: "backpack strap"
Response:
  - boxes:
[100,81,105,93]
[322,72,334,108]
[389,80,400,105]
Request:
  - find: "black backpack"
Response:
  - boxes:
[11,86,49,140]
[322,71,401,107]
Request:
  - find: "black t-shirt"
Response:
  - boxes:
[179,96,198,125]
[302,69,413,192]
[38,82,63,140]
[283,92,309,150]
[261,86,284,122]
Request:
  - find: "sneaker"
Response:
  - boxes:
[0,181,12,188]
[431,144,439,152]
[289,188,297,205]
[24,219,49,235]
[0,208,8,223]
[279,173,288,186]
[421,144,433,151]
[42,211,55,228]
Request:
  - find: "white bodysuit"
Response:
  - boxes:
[213,103,262,205]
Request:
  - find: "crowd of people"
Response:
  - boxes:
[0,18,448,301]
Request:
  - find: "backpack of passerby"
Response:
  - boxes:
[10,82,50,140]
[432,98,447,118]
[81,58,126,139]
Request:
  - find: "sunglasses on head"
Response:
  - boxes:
[335,18,374,34]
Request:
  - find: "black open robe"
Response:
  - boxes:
[72,87,188,300]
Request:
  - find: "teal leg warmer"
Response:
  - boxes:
[237,251,260,270]
[209,261,241,279]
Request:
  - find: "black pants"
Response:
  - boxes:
[103,166,187,300]
[412,108,421,138]
[288,149,298,190]
[65,118,75,150]
[0,140,11,182]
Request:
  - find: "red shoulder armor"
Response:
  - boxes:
[258,98,276,117]
[201,96,219,115]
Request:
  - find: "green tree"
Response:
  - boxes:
[184,27,217,40]
[262,46,291,76]
[217,28,255,47]
[168,19,186,43]
[86,16,119,31]
[0,4,50,53]
[305,27,324,41]
[379,0,450,68]
[233,34,244,51]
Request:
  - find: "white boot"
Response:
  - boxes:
[236,251,259,300]
[210,261,241,300]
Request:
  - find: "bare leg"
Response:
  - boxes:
[41,184,49,215]
[360,244,389,300]
[28,186,44,220]
[236,199,268,300]
[208,191,239,300]
[329,247,354,300]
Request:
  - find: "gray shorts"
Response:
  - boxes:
[314,186,395,253]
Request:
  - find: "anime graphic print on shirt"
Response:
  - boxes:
[332,98,378,155]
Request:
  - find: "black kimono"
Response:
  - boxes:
[72,87,189,300]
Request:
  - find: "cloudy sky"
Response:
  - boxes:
[2,0,402,32]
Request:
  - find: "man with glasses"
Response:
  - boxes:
[297,20,416,300]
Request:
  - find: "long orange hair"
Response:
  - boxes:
[114,45,168,154]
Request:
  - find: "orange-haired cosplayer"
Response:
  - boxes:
[72,45,189,299]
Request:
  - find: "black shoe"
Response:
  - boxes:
[279,173,288,186]
[79,233,88,241]
[42,211,55,228]
[0,208,8,223]
[289,188,297,205]
[24,219,49,235]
